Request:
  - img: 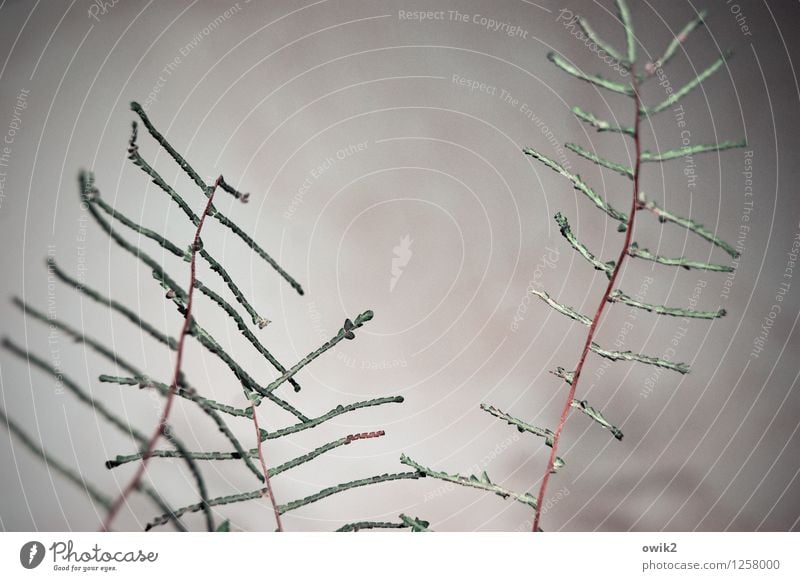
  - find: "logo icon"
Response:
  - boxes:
[390,235,413,292]
[20,541,45,569]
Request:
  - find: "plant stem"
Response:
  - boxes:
[532,69,643,533]
[251,404,283,531]
[101,176,221,532]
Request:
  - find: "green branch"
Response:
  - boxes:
[3,338,148,442]
[99,374,262,481]
[590,342,690,373]
[48,259,177,350]
[481,404,554,445]
[129,103,304,295]
[547,52,634,96]
[608,289,727,319]
[641,140,747,162]
[88,193,299,391]
[187,318,307,420]
[80,171,186,300]
[109,434,352,474]
[261,396,404,441]
[566,142,633,179]
[79,179,306,419]
[12,298,216,526]
[551,367,575,385]
[99,375,250,417]
[146,444,415,530]
[127,136,268,327]
[262,311,374,394]
[217,175,251,203]
[638,194,740,258]
[645,10,707,75]
[2,341,208,528]
[0,407,112,510]
[127,125,198,225]
[106,449,254,466]
[201,249,269,329]
[628,242,734,272]
[642,51,731,116]
[13,297,147,380]
[570,399,624,440]
[2,338,215,529]
[335,520,407,532]
[530,289,591,325]
[555,212,615,276]
[127,108,206,192]
[480,404,564,471]
[572,106,634,136]
[190,281,301,393]
[39,266,268,481]
[615,0,636,65]
[0,406,187,531]
[79,173,306,421]
[146,489,264,531]
[335,515,430,532]
[279,471,421,515]
[400,454,539,508]
[523,148,628,226]
[399,514,432,531]
[577,16,626,64]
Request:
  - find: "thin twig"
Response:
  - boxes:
[145,434,397,530]
[101,176,221,531]
[533,63,644,533]
[251,403,283,531]
[129,103,305,295]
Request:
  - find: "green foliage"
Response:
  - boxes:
[2,1,745,533]
[401,0,744,531]
[335,514,430,532]
[1,103,420,532]
[400,455,539,509]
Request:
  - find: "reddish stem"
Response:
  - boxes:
[532,72,643,532]
[101,176,222,532]
[251,404,284,531]
[345,430,386,444]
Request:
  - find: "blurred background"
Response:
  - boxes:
[0,0,798,532]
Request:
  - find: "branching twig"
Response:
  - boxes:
[101,176,221,531]
[528,2,743,532]
[532,36,644,532]
[250,402,283,531]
